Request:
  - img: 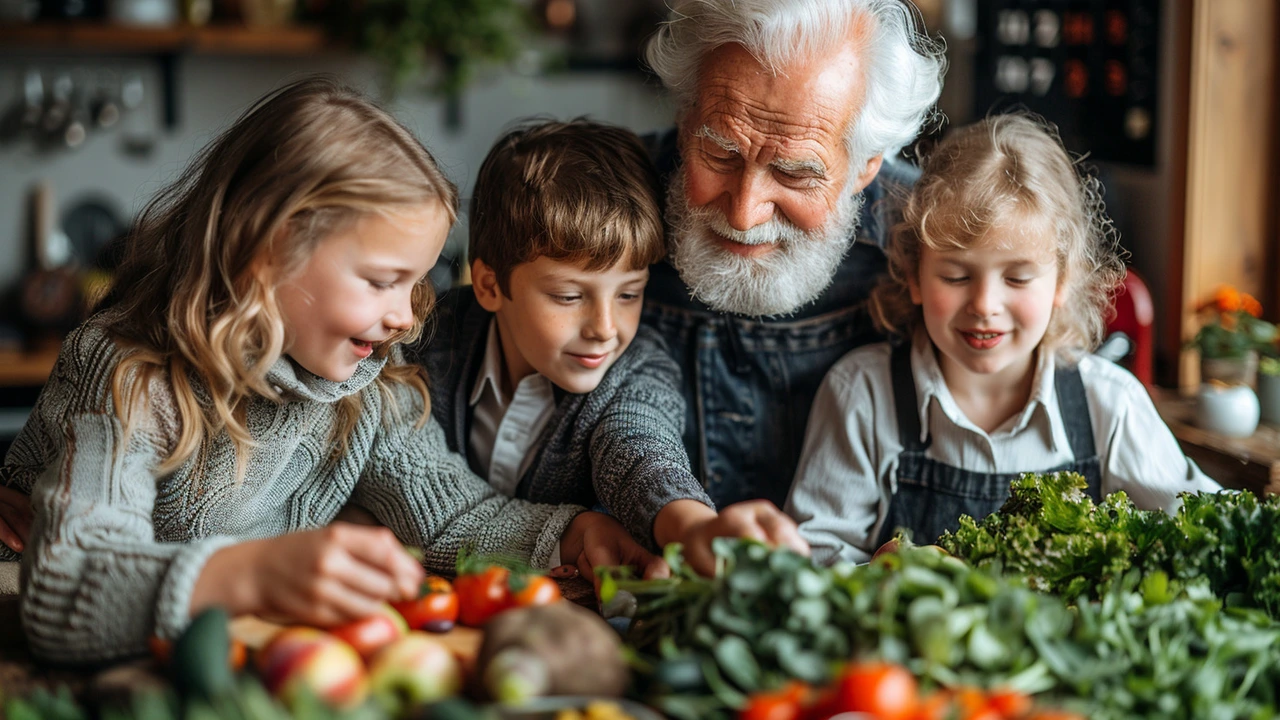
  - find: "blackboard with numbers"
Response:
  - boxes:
[974,0,1161,166]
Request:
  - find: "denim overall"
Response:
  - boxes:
[875,345,1103,548]
[641,128,913,509]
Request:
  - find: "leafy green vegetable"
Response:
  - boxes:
[940,472,1280,618]
[606,538,1280,720]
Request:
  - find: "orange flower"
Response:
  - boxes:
[1214,286,1242,313]
[1242,293,1263,318]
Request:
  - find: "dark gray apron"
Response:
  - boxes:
[876,344,1103,547]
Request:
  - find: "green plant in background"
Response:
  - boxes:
[326,0,532,97]
[1261,356,1280,377]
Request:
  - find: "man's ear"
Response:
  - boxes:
[471,258,504,313]
[848,154,884,195]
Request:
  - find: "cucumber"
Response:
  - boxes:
[171,607,235,701]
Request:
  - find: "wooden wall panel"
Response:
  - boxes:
[1180,0,1279,387]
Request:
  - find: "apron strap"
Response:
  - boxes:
[890,343,926,451]
[1053,361,1097,461]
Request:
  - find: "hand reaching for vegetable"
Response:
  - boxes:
[559,510,669,588]
[191,522,424,626]
[0,484,33,553]
[656,499,810,576]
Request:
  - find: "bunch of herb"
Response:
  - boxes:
[604,541,1074,719]
[604,539,1280,720]
[1038,575,1280,720]
[939,473,1280,617]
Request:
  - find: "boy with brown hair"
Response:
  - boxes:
[416,119,806,575]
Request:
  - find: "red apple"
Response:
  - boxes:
[256,627,368,708]
[368,632,462,713]
[330,603,409,660]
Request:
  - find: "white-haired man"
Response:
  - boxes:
[642,0,946,554]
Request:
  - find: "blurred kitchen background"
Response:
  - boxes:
[0,0,1277,453]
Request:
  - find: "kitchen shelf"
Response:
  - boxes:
[0,22,328,55]
[0,22,333,130]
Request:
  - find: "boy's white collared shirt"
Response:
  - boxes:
[469,319,562,568]
[468,320,557,496]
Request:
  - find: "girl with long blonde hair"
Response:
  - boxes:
[2,76,659,664]
[785,113,1220,566]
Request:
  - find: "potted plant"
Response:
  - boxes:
[1188,286,1278,437]
[324,0,531,98]
[1260,355,1280,425]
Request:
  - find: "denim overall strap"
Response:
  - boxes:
[877,348,1103,548]
[1051,362,1104,501]
[890,342,927,452]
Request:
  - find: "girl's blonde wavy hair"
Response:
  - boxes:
[100,75,458,480]
[870,113,1125,358]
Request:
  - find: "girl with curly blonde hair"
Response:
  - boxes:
[1,76,658,664]
[786,113,1220,565]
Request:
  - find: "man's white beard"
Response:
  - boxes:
[665,169,864,317]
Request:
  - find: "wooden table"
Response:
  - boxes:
[1153,390,1280,496]
[0,343,60,388]
[0,576,598,700]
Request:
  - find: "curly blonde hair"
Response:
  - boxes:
[870,113,1125,358]
[100,76,458,480]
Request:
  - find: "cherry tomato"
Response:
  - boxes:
[510,574,562,608]
[832,662,918,720]
[740,681,807,720]
[148,635,245,671]
[986,690,1033,718]
[393,576,460,632]
[454,565,512,626]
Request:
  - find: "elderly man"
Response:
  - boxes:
[640,0,946,540]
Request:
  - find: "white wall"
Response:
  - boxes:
[0,53,676,293]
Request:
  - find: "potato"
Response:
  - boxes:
[476,602,629,702]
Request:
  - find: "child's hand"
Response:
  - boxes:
[194,523,423,626]
[669,499,810,576]
[0,485,34,553]
[559,511,669,588]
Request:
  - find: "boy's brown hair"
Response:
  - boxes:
[469,119,665,295]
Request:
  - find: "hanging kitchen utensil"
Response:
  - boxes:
[0,67,44,145]
[90,70,121,129]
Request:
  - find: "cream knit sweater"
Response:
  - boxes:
[4,315,583,664]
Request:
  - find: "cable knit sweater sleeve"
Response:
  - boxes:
[19,324,239,663]
[352,384,584,572]
[588,328,713,549]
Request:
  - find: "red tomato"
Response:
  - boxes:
[740,682,807,720]
[454,566,512,626]
[392,576,460,632]
[832,662,918,720]
[511,574,562,608]
[986,690,1033,718]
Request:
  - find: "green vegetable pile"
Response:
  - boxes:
[603,539,1280,720]
[939,472,1280,617]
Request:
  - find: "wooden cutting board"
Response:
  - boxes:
[229,616,485,670]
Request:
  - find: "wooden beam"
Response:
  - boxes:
[1180,0,1280,388]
